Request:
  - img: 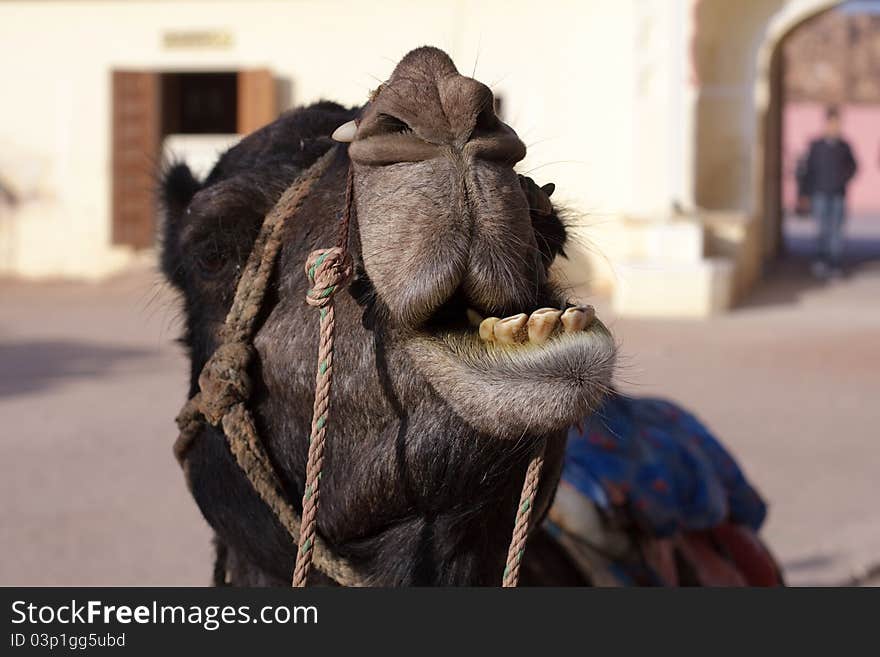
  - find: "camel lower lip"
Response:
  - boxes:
[404,317,616,435]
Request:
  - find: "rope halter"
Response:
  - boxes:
[173,142,546,588]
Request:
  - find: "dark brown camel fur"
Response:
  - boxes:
[161,47,616,586]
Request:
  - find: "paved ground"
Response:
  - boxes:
[1,217,878,586]
[0,272,212,585]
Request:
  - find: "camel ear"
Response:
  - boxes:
[161,162,201,221]
[160,162,201,289]
[541,182,555,198]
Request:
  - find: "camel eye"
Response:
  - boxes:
[192,240,229,279]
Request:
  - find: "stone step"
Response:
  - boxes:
[612,256,734,318]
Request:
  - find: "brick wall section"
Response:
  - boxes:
[784,10,880,104]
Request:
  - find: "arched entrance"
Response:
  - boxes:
[772,2,880,268]
[690,0,842,292]
[754,0,843,262]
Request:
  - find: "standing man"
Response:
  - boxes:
[801,106,858,278]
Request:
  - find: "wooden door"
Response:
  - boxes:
[237,69,277,135]
[111,71,161,248]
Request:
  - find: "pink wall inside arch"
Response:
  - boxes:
[783,101,880,214]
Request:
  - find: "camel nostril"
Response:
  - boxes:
[459,91,525,165]
[374,113,414,136]
[470,103,500,139]
[347,107,444,165]
[465,121,527,165]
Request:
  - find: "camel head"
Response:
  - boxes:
[345,47,615,436]
[161,47,614,585]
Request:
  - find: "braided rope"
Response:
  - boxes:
[174,146,364,587]
[292,247,352,587]
[502,437,547,587]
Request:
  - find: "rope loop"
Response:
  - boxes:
[305,247,353,308]
[197,341,254,425]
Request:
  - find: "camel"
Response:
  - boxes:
[161,46,779,586]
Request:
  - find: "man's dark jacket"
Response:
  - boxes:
[802,137,857,196]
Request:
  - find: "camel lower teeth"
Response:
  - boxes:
[494,313,528,345]
[479,317,499,342]
[561,306,595,333]
[478,305,596,345]
[527,308,562,344]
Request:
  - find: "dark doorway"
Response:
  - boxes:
[111,68,277,249]
[161,72,238,134]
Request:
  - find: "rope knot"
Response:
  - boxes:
[197,340,254,425]
[305,247,352,308]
